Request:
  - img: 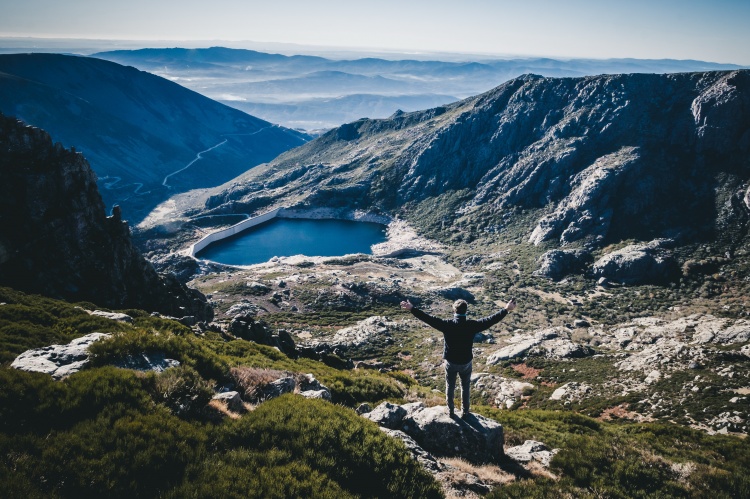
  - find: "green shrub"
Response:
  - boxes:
[153,365,214,417]
[323,371,405,406]
[167,448,352,499]
[33,410,206,498]
[213,395,442,498]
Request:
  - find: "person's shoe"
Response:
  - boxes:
[461,411,471,419]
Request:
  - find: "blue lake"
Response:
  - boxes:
[196,218,387,265]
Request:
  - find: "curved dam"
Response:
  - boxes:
[189,208,390,265]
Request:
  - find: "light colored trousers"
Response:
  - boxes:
[444,359,472,414]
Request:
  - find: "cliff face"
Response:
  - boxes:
[169,70,750,252]
[0,113,212,319]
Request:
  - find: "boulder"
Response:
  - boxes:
[226,301,259,317]
[434,287,475,302]
[366,402,504,464]
[230,314,274,343]
[11,332,111,379]
[592,239,678,284]
[112,351,181,372]
[472,373,534,409]
[89,310,134,323]
[486,328,589,364]
[212,391,245,412]
[535,249,591,280]
[364,401,408,427]
[380,428,444,474]
[549,382,592,402]
[506,440,559,467]
[300,389,331,400]
[261,376,297,401]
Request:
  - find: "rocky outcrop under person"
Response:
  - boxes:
[364,402,504,464]
[592,239,679,285]
[11,333,111,379]
[0,114,213,320]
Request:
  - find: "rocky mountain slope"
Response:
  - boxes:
[0,53,309,221]
[157,70,749,263]
[0,113,211,319]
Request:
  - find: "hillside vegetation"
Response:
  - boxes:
[2,287,749,497]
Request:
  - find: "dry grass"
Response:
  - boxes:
[441,457,515,487]
[207,399,255,419]
[230,366,305,401]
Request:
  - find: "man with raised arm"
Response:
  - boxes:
[400,297,517,418]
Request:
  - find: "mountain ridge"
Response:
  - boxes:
[150,69,750,265]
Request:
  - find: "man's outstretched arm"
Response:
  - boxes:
[475,298,517,330]
[400,299,452,332]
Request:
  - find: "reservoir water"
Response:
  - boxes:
[196,218,387,265]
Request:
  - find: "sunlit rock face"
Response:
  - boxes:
[0,113,211,320]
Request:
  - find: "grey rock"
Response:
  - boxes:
[486,328,589,364]
[364,401,408,427]
[550,382,592,402]
[11,332,111,379]
[300,389,331,400]
[212,391,244,412]
[506,440,559,467]
[434,286,475,302]
[89,310,134,323]
[380,428,444,474]
[261,376,297,401]
[356,403,372,415]
[472,373,534,409]
[366,402,504,463]
[592,239,678,285]
[535,248,591,280]
[226,301,259,316]
[405,405,504,463]
[112,352,181,372]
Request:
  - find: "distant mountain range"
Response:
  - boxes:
[93,47,746,130]
[0,53,309,221]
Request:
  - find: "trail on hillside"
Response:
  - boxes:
[162,139,228,188]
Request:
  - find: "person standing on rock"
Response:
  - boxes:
[400,298,516,418]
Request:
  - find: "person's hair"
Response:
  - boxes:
[453,299,468,315]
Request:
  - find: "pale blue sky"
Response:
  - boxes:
[1,0,748,64]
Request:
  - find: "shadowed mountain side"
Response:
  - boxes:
[0,53,310,222]
[0,113,212,320]
[156,70,750,253]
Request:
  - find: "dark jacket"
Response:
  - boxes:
[410,307,508,364]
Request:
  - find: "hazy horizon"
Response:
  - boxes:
[1,0,749,65]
